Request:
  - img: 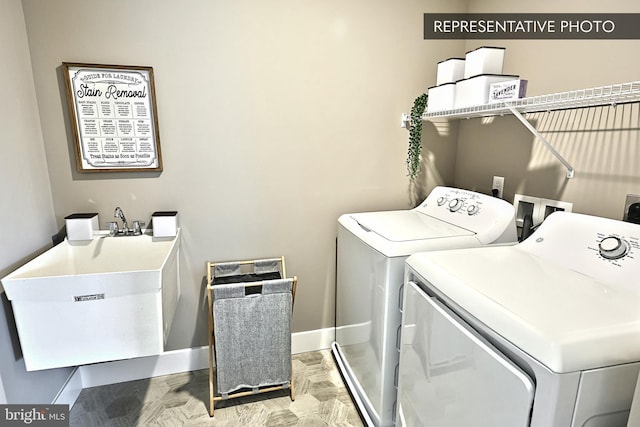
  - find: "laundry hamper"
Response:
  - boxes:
[206,257,297,416]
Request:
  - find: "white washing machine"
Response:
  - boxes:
[398,211,640,427]
[331,186,518,426]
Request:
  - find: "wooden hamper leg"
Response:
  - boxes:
[207,279,215,417]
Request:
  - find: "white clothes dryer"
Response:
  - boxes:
[399,211,640,427]
[332,186,517,426]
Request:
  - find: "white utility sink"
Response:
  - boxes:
[1,231,180,371]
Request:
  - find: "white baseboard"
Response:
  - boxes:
[78,345,211,389]
[291,326,334,354]
[56,327,334,408]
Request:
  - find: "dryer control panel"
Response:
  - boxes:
[598,235,633,260]
[415,186,517,245]
[520,211,640,290]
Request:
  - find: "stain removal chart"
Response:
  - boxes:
[63,63,163,172]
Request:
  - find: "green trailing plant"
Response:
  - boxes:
[407,93,428,180]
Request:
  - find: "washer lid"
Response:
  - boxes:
[407,246,640,373]
[350,210,473,242]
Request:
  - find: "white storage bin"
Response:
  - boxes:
[427,83,456,112]
[464,46,506,78]
[152,211,178,237]
[455,74,519,108]
[65,213,99,241]
[436,58,465,85]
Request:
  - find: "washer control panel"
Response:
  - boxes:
[430,190,488,217]
[416,186,518,245]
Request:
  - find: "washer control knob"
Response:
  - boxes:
[449,198,463,212]
[467,204,479,215]
[598,236,629,260]
[437,196,447,206]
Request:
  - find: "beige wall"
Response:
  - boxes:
[0,0,74,403]
[21,0,465,350]
[452,0,640,218]
[5,0,639,402]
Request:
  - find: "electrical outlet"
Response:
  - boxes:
[401,113,410,128]
[492,176,504,198]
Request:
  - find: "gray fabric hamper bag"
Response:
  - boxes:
[212,278,293,395]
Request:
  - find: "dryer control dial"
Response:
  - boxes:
[437,196,447,206]
[598,236,629,260]
[467,204,479,215]
[448,198,463,212]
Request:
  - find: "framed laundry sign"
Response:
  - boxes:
[62,62,163,172]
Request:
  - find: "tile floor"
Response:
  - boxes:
[70,350,364,426]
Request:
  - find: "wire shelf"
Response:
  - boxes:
[423,81,640,120]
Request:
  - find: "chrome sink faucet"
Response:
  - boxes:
[114,207,129,235]
[110,207,145,236]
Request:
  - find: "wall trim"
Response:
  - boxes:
[291,326,334,354]
[52,367,82,407]
[55,327,334,407]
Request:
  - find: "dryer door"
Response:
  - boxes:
[397,282,535,427]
